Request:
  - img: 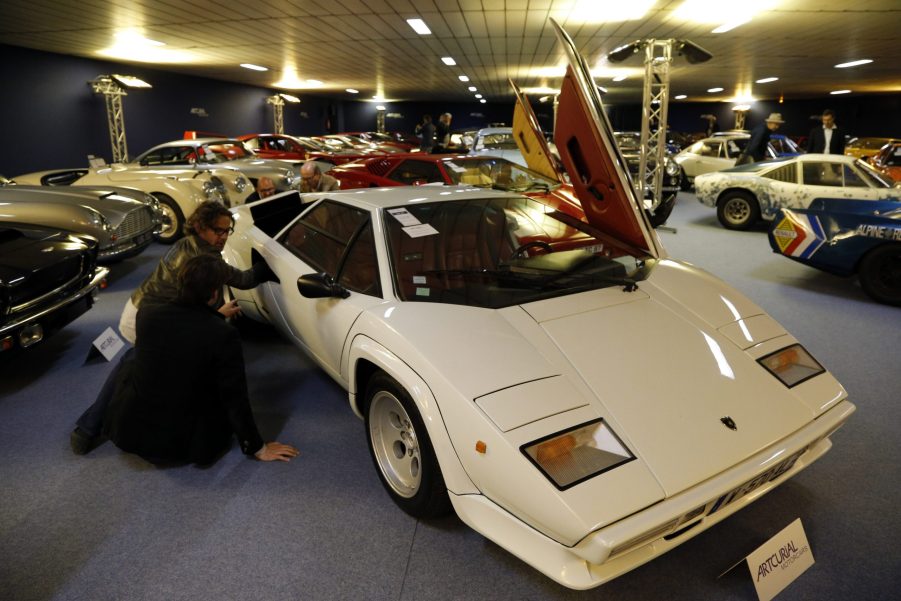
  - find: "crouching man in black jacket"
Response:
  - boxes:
[103,254,298,465]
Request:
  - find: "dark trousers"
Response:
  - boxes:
[76,347,134,437]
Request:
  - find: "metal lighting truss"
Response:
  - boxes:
[637,40,673,216]
[89,76,129,163]
[267,95,286,134]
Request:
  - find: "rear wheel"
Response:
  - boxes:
[716,190,760,230]
[364,372,450,518]
[153,194,184,244]
[858,244,901,306]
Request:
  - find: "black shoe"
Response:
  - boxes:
[70,427,103,455]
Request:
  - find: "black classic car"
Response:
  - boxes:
[614,131,683,227]
[0,223,108,353]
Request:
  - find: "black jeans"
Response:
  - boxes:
[75,347,135,437]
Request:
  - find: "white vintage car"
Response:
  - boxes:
[222,22,855,590]
[14,161,247,243]
[694,153,901,229]
[674,134,778,188]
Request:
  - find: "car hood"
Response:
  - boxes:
[381,259,840,498]
[1,186,147,218]
[0,226,90,285]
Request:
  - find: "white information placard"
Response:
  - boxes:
[92,326,125,362]
[402,224,439,238]
[387,208,422,227]
[746,518,814,601]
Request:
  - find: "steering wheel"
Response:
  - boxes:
[512,240,553,259]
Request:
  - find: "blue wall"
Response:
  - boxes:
[2,44,898,178]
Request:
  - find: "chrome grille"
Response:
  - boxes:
[115,207,155,239]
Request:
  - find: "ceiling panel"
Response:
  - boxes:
[0,0,896,105]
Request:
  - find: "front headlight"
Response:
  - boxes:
[665,158,680,177]
[145,193,161,212]
[521,419,634,490]
[284,169,298,187]
[758,344,825,388]
[89,210,112,232]
[234,175,248,193]
[202,177,227,200]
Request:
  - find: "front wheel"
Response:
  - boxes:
[716,191,760,230]
[858,244,901,306]
[364,372,450,519]
[153,193,185,244]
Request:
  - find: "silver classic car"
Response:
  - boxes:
[0,184,161,262]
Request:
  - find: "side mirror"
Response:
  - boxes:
[297,273,350,299]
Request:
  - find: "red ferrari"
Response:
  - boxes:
[237,133,387,166]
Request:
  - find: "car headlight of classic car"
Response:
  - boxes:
[144,193,161,212]
[758,344,825,388]
[89,210,112,233]
[202,177,228,202]
[284,169,298,188]
[234,175,248,193]
[665,157,681,177]
[522,419,634,490]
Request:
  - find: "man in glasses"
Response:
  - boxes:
[299,161,339,192]
[71,201,277,454]
[245,176,277,202]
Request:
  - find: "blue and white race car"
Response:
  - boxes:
[769,197,901,305]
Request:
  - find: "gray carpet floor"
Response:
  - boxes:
[1,192,898,600]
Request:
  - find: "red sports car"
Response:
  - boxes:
[238,133,387,166]
[337,131,419,152]
[331,153,586,221]
[868,142,901,182]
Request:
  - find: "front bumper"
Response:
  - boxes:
[98,230,157,262]
[0,266,109,351]
[450,399,855,590]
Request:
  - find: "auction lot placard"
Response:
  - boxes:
[746,518,814,601]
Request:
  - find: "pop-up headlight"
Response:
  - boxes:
[758,344,824,388]
[521,419,634,490]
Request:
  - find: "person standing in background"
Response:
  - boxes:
[806,109,845,155]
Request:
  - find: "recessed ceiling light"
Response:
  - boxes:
[406,18,431,35]
[475,94,482,98]
[376,105,386,110]
[707,87,724,93]
[674,94,687,100]
[712,19,751,34]
[834,59,872,69]
[468,86,477,92]
[830,89,852,95]
[612,75,627,82]
[756,77,778,83]
[479,99,486,103]
[441,57,456,66]
[345,88,359,94]
[240,63,268,72]
[458,75,470,82]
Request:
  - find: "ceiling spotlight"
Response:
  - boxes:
[279,93,300,103]
[345,88,359,94]
[479,99,486,103]
[612,75,627,82]
[673,40,713,64]
[441,57,456,66]
[474,94,482,98]
[458,75,470,82]
[468,86,477,92]
[756,77,779,83]
[240,63,268,72]
[110,74,152,88]
[830,90,852,95]
[674,94,687,99]
[406,18,431,35]
[707,87,724,93]
[834,59,872,69]
[376,105,386,110]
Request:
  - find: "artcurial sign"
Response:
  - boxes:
[746,518,815,601]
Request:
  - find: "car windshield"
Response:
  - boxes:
[384,196,650,309]
[196,141,254,163]
[855,159,895,187]
[477,133,518,150]
[441,158,559,192]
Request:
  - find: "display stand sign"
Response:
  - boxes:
[87,327,125,362]
[745,518,815,601]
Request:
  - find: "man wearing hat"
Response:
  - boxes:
[737,112,784,165]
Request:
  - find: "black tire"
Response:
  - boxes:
[716,190,760,230]
[364,372,451,519]
[647,193,677,228]
[858,244,901,306]
[153,193,185,244]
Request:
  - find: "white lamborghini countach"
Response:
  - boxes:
[222,22,855,590]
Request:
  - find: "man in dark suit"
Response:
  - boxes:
[806,109,844,155]
[102,254,299,465]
